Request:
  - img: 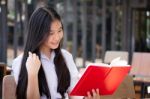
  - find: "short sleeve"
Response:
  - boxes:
[61,49,79,92]
[11,54,23,84]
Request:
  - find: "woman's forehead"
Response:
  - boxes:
[50,20,62,31]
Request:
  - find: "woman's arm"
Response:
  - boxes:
[27,74,40,99]
[26,52,41,99]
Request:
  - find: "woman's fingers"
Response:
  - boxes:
[92,89,96,97]
[87,91,92,98]
[29,51,32,57]
[96,89,99,94]
[85,89,100,99]
[26,51,41,76]
[32,53,37,60]
[28,52,38,60]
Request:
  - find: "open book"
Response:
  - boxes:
[70,57,131,96]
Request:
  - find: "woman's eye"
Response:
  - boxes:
[58,29,62,33]
[49,32,54,35]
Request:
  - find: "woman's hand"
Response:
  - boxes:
[84,89,100,99]
[26,52,41,76]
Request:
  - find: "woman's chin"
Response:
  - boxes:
[51,45,59,49]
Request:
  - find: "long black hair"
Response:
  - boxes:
[16,6,70,99]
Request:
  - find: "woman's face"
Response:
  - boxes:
[43,20,63,50]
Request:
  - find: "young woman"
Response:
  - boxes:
[12,6,100,99]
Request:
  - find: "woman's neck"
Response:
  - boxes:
[40,46,52,59]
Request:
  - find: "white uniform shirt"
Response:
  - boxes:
[11,49,79,99]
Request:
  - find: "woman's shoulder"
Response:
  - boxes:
[12,53,24,73]
[12,53,23,64]
[11,53,23,84]
[61,49,72,57]
[60,49,77,70]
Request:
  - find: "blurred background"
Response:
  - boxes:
[0,0,150,66]
[0,0,150,98]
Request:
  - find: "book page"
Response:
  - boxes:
[86,57,129,67]
[87,63,111,67]
[110,57,129,67]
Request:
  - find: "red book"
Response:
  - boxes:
[70,58,131,96]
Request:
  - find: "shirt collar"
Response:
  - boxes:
[40,50,55,61]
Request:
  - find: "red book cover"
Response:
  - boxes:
[70,58,131,96]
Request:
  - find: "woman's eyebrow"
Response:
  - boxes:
[50,26,63,32]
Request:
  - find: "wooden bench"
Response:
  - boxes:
[103,51,129,64]
[130,52,150,98]
[2,75,16,99]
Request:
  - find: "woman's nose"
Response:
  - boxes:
[53,33,60,41]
